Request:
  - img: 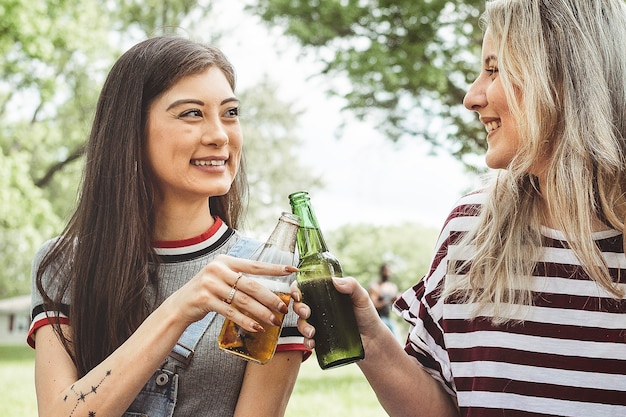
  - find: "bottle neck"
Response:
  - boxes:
[265,214,300,253]
[289,196,329,257]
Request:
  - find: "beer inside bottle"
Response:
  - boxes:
[289,191,365,369]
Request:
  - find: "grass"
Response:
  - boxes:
[286,353,388,417]
[0,344,388,417]
[0,345,37,417]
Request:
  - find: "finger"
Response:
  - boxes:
[332,276,372,308]
[215,254,298,277]
[232,274,289,316]
[292,299,310,320]
[230,272,244,288]
[203,261,289,322]
[222,287,282,327]
[221,271,244,306]
[221,303,266,333]
[224,286,238,305]
[297,317,315,349]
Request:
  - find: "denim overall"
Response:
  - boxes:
[123,236,260,417]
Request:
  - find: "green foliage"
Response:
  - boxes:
[0,0,115,297]
[240,75,323,233]
[0,148,62,297]
[251,0,488,165]
[0,0,320,297]
[2,0,451,298]
[326,222,440,291]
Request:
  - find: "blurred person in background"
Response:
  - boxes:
[368,263,400,336]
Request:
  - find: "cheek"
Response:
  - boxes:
[230,148,242,176]
[145,132,168,171]
[229,128,243,167]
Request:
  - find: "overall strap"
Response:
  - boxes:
[168,235,262,368]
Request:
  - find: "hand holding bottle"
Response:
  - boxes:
[218,213,300,364]
[289,191,365,369]
[290,276,390,351]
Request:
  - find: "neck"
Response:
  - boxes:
[153,199,215,241]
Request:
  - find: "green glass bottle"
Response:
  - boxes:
[289,191,364,369]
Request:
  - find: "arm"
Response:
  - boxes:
[34,300,187,417]
[357,320,458,417]
[292,277,459,417]
[34,255,295,417]
[234,351,303,417]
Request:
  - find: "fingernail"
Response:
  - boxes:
[292,292,301,302]
[252,322,265,332]
[270,314,282,327]
[284,265,298,273]
[306,327,314,338]
[279,302,289,314]
[332,277,346,285]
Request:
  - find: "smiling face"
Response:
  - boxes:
[145,67,242,206]
[463,31,521,170]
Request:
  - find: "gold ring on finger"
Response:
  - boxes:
[232,272,243,290]
[225,287,237,304]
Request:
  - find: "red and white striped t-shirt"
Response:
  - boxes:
[394,191,626,417]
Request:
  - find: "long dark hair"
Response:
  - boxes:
[36,36,248,376]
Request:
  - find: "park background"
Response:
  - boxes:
[1,0,488,415]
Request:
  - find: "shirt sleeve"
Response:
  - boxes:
[27,237,70,349]
[393,191,485,396]
[276,301,312,360]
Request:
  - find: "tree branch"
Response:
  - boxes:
[35,143,86,188]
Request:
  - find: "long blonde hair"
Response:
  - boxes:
[446,0,626,322]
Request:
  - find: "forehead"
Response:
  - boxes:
[162,68,234,100]
[175,67,231,90]
[481,31,498,64]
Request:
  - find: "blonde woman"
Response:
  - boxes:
[292,0,626,416]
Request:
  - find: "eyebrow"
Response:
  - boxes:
[166,97,239,111]
[484,54,498,66]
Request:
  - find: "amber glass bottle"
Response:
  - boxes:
[218,212,300,364]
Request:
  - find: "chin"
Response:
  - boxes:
[485,151,514,170]
[207,183,233,197]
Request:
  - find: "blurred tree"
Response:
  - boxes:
[326,222,440,292]
[0,0,319,297]
[0,0,111,298]
[250,0,487,167]
[240,75,323,233]
[326,222,441,337]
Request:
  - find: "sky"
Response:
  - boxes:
[214,2,481,231]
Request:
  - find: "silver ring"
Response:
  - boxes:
[225,287,237,304]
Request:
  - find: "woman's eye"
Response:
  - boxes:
[485,67,499,79]
[180,109,203,118]
[225,107,240,118]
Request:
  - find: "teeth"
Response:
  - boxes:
[485,121,501,133]
[192,160,225,166]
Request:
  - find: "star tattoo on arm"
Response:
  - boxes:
[66,370,111,417]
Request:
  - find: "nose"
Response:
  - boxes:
[463,77,487,111]
[201,116,228,146]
